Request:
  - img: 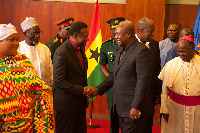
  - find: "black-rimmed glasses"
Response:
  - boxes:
[166,29,179,32]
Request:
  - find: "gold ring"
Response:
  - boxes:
[134,117,137,119]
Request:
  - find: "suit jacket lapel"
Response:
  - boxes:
[149,41,157,58]
[80,46,88,76]
[67,40,85,73]
[149,41,153,51]
[115,47,122,66]
[115,40,138,73]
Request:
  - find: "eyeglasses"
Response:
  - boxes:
[27,31,42,36]
[166,29,179,32]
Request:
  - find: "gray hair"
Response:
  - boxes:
[137,18,154,30]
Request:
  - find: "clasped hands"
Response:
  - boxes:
[84,86,98,98]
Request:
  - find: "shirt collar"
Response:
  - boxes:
[23,40,36,50]
[69,38,80,50]
[135,34,150,45]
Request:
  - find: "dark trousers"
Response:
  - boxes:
[54,109,87,133]
[118,115,148,133]
[107,91,120,133]
[143,113,153,133]
[143,99,156,133]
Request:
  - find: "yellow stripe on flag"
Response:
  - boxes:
[86,29,102,78]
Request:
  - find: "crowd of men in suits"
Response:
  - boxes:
[10,16,199,133]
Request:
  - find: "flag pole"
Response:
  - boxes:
[86,0,102,128]
[87,101,99,128]
[87,0,99,128]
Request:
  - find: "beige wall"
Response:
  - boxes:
[166,0,199,5]
[40,0,126,4]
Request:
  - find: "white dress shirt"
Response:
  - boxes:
[135,34,150,48]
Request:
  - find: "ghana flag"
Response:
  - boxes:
[85,0,105,103]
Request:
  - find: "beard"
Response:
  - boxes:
[31,38,39,46]
[33,41,39,45]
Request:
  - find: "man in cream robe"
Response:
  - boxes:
[159,36,200,133]
[18,17,53,87]
[18,41,53,87]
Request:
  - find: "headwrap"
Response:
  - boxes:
[179,36,194,43]
[21,17,38,32]
[0,23,17,41]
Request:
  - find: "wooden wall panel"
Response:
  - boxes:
[0,0,125,45]
[0,0,126,115]
[125,0,165,42]
[1,0,198,117]
[164,4,198,39]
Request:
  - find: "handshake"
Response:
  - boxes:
[83,86,98,98]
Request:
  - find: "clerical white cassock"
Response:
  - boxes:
[158,54,200,133]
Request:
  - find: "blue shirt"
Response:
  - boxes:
[159,38,177,69]
[166,45,178,63]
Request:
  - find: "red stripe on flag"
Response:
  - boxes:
[85,1,101,51]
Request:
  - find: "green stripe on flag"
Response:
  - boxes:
[87,64,105,103]
[86,1,104,104]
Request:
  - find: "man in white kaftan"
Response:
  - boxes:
[18,17,53,87]
[158,36,200,133]
[18,41,53,87]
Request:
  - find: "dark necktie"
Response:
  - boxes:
[118,49,125,64]
[76,48,85,70]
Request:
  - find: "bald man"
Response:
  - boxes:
[166,27,194,63]
[95,20,153,133]
[136,18,161,133]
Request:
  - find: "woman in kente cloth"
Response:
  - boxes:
[0,24,55,132]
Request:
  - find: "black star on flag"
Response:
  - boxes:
[89,47,100,63]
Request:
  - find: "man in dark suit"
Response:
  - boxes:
[53,21,93,133]
[135,18,162,133]
[100,17,125,133]
[94,20,153,133]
